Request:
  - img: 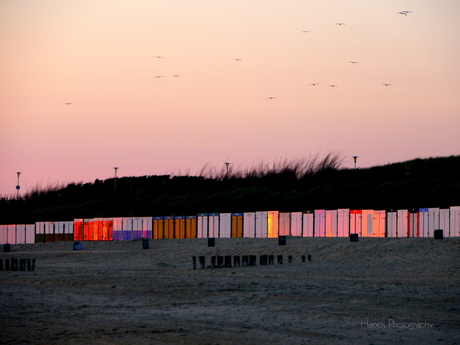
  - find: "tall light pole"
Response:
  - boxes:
[16,172,21,199]
[352,156,358,169]
[113,167,119,190]
[224,162,231,176]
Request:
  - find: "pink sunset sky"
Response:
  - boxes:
[1,0,459,197]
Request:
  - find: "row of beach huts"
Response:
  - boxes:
[1,206,459,245]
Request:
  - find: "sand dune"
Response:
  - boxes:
[1,237,459,344]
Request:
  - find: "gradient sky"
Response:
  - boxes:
[1,0,459,197]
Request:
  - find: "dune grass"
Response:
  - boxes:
[1,153,459,223]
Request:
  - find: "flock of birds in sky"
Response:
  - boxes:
[65,10,412,105]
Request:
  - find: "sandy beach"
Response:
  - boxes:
[1,237,459,345]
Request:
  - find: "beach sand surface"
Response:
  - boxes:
[1,237,459,344]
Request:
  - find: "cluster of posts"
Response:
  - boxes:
[1,243,36,271]
[190,230,445,269]
[0,258,35,271]
[192,254,312,270]
[192,235,312,269]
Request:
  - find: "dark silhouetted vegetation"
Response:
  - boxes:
[1,153,459,224]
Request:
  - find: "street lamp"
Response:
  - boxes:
[224,162,231,176]
[352,156,358,169]
[113,167,119,189]
[16,172,21,199]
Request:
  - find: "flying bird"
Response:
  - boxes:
[382,83,392,86]
[397,11,412,16]
[301,30,311,33]
[233,59,242,61]
[328,85,338,87]
[64,102,72,105]
[309,83,319,86]
[267,97,276,99]
[153,75,164,78]
[155,56,164,58]
[349,61,358,64]
[335,23,346,25]
[172,74,180,77]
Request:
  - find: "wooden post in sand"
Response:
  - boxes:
[268,255,274,265]
[308,254,312,262]
[349,234,359,242]
[260,255,268,265]
[233,256,240,267]
[192,256,197,269]
[5,259,10,271]
[277,255,283,264]
[19,259,26,271]
[11,258,18,271]
[242,255,249,267]
[224,255,232,268]
[302,255,306,262]
[288,255,293,264]
[217,256,224,268]
[278,236,286,245]
[211,256,216,269]
[199,256,206,269]
[434,229,443,240]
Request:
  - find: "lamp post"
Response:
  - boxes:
[16,172,21,199]
[224,162,231,176]
[352,156,358,169]
[113,167,119,190]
